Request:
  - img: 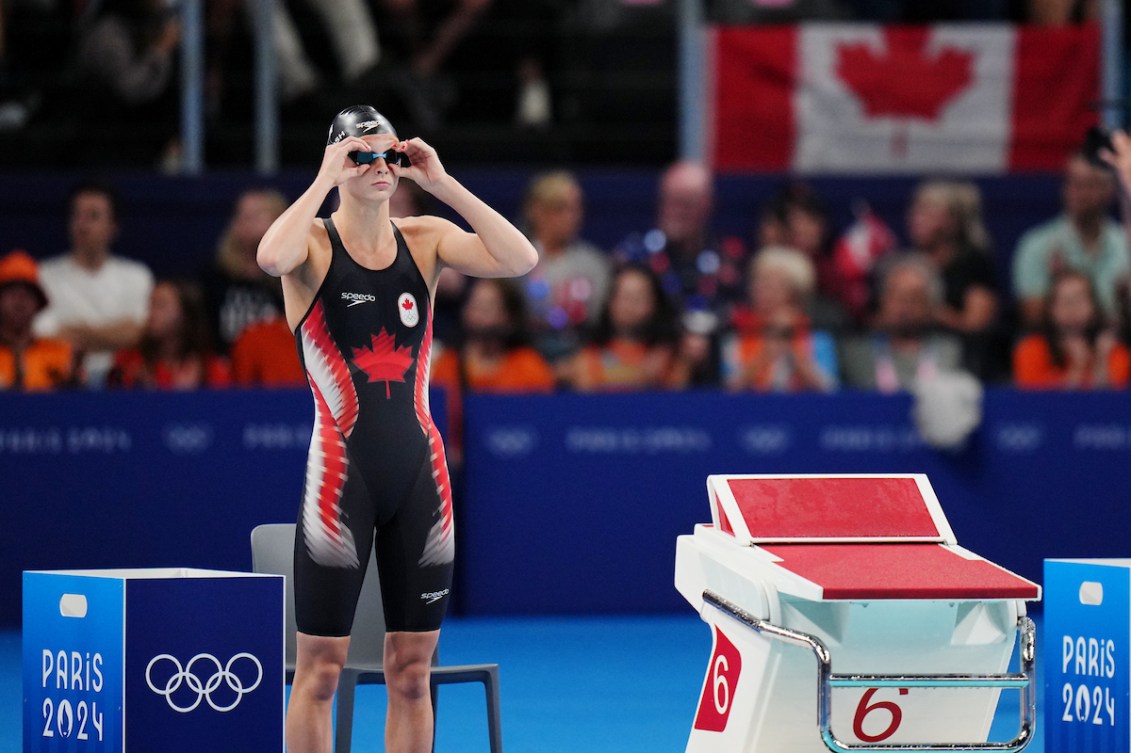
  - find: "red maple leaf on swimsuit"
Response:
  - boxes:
[352,328,414,398]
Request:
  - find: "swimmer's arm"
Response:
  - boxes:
[431,179,538,278]
[258,138,374,277]
[397,139,537,278]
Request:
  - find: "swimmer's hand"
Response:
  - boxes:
[390,138,448,193]
[318,137,374,187]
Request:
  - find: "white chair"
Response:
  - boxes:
[250,523,503,753]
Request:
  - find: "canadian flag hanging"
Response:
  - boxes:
[710,24,1099,173]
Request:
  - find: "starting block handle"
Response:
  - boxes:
[830,675,1029,690]
[701,590,1036,753]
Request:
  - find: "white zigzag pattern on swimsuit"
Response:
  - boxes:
[300,303,360,568]
[414,315,455,567]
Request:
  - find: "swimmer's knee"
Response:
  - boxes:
[294,633,351,701]
[384,631,438,703]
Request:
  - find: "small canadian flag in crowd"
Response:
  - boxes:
[710,24,1099,173]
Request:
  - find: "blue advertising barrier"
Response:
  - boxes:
[1,390,312,629]
[2,388,1130,625]
[459,389,1131,614]
[23,568,284,752]
[0,389,447,629]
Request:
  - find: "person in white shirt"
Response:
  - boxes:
[33,182,154,387]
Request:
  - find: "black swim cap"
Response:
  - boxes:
[326,105,398,145]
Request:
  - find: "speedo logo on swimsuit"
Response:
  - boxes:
[341,292,376,307]
[420,589,449,605]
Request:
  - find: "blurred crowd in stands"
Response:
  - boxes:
[3,137,1130,402]
[0,0,1125,168]
[1,0,1129,462]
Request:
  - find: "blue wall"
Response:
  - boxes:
[3,389,1128,627]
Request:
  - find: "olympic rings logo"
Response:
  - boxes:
[145,653,263,713]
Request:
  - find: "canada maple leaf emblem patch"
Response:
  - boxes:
[352,328,414,398]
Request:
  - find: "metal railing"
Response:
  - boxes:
[176,0,276,175]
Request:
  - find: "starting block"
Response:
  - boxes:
[674,474,1041,752]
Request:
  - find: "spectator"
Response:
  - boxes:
[1098,127,1131,341]
[519,170,611,362]
[263,0,381,94]
[615,160,748,320]
[203,189,304,388]
[723,247,837,393]
[200,188,288,353]
[72,0,181,164]
[757,183,850,332]
[0,1,73,131]
[431,277,554,461]
[1013,271,1129,389]
[110,279,230,389]
[906,179,1006,380]
[840,255,966,392]
[230,317,304,387]
[828,203,898,328]
[378,0,494,131]
[668,308,723,389]
[1026,0,1096,25]
[0,250,74,390]
[713,0,848,23]
[34,181,154,388]
[208,0,382,106]
[907,180,998,333]
[431,277,554,392]
[1012,151,1129,330]
[561,264,679,392]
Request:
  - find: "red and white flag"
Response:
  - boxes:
[710,24,1099,173]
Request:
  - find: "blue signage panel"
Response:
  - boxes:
[1044,559,1131,752]
[23,572,125,752]
[124,576,284,752]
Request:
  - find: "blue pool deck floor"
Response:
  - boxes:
[1,613,1045,752]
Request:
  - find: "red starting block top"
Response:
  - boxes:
[759,543,1041,600]
[706,474,1040,601]
[709,474,954,543]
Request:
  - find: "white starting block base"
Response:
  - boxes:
[681,528,1026,750]
[675,475,1040,753]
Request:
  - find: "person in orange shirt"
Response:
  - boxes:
[562,264,680,392]
[230,317,306,387]
[1014,270,1130,389]
[0,250,75,391]
[109,279,231,389]
[431,277,554,460]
